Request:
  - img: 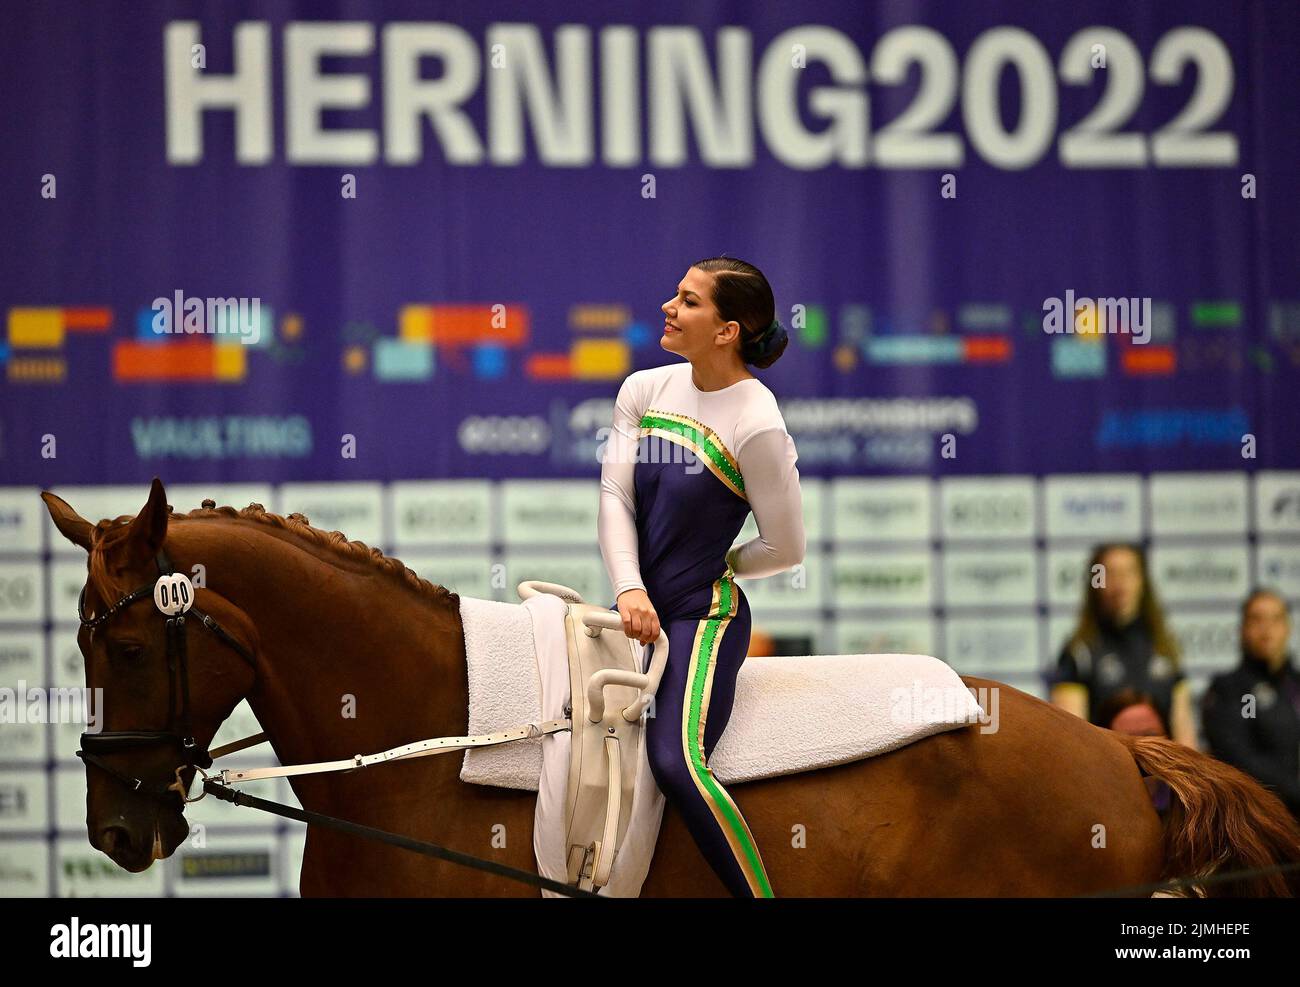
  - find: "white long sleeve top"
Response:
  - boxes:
[598,361,806,598]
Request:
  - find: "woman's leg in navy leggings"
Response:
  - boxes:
[643,577,773,897]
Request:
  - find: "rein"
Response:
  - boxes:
[200,779,597,897]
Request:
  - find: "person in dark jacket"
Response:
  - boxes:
[1201,588,1300,820]
[1048,542,1197,747]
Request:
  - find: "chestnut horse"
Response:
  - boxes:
[43,480,1300,896]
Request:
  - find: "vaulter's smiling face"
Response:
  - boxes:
[661,268,723,356]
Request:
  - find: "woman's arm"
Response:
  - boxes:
[1049,642,1090,719]
[727,426,806,579]
[598,376,647,598]
[1169,679,1199,748]
[1050,682,1089,719]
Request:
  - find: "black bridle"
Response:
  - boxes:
[73,545,596,895]
[77,547,256,801]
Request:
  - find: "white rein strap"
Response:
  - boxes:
[212,718,571,785]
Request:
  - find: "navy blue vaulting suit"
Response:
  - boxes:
[606,409,774,897]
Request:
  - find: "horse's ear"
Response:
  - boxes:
[41,491,94,552]
[125,477,170,562]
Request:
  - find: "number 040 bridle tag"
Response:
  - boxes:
[153,572,194,615]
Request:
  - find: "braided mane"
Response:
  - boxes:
[85,500,457,608]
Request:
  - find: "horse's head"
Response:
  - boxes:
[41,478,258,873]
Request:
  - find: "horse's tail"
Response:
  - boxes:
[1116,734,1300,896]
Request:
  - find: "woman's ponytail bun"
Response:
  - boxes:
[741,318,789,369]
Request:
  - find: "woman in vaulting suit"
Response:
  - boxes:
[598,257,806,897]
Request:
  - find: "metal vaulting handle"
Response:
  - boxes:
[592,734,622,888]
[579,609,668,723]
[517,580,586,605]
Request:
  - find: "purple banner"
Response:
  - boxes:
[1,0,1297,484]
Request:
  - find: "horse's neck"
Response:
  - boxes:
[180,521,464,772]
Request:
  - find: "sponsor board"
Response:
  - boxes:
[939,477,1037,540]
[1256,542,1300,597]
[390,480,494,546]
[0,838,48,897]
[396,551,499,601]
[56,836,165,897]
[1149,472,1248,536]
[501,551,609,604]
[0,488,46,553]
[1167,609,1244,671]
[943,548,1038,607]
[1254,471,1300,534]
[831,551,933,608]
[0,560,44,624]
[1148,544,1251,603]
[836,618,937,657]
[0,770,48,832]
[1045,544,1095,607]
[278,483,385,547]
[944,616,1041,677]
[1042,474,1143,540]
[829,477,932,542]
[501,481,599,545]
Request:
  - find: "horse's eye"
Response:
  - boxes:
[111,642,145,662]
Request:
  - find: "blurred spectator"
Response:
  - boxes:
[1049,543,1197,748]
[748,629,776,658]
[1096,688,1172,813]
[1201,589,1300,821]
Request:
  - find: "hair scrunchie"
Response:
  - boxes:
[745,318,787,362]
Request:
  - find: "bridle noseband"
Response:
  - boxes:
[77,547,256,802]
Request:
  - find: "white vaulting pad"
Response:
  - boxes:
[707,651,985,782]
[459,593,985,788]
[458,595,545,790]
